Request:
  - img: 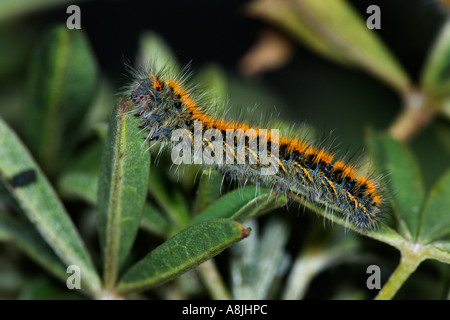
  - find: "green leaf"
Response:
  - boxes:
[97,100,151,288]
[148,166,190,228]
[192,169,223,214]
[418,168,450,243]
[434,241,450,253]
[247,0,347,64]
[94,122,109,141]
[117,219,250,294]
[0,117,101,295]
[59,172,98,205]
[83,79,116,136]
[137,31,180,73]
[421,20,450,98]
[0,0,77,23]
[190,186,280,226]
[367,133,425,240]
[140,203,174,238]
[196,64,228,107]
[248,0,411,95]
[291,187,405,249]
[232,193,286,223]
[58,142,103,204]
[0,214,67,282]
[24,26,97,176]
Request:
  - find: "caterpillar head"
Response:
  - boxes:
[130,76,191,143]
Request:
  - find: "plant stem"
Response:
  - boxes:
[196,259,231,300]
[281,249,323,300]
[375,249,424,300]
[388,89,434,143]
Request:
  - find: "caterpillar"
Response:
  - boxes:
[125,63,383,230]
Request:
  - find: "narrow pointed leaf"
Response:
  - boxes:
[247,0,411,94]
[192,169,223,215]
[421,20,450,98]
[434,241,450,253]
[24,26,97,175]
[190,186,277,226]
[232,193,286,223]
[59,173,97,204]
[148,166,190,228]
[97,100,150,288]
[58,142,103,204]
[117,219,250,294]
[140,203,174,238]
[0,117,101,295]
[0,214,67,282]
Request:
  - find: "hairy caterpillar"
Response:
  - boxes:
[125,63,383,230]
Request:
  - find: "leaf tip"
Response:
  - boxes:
[242,226,252,239]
